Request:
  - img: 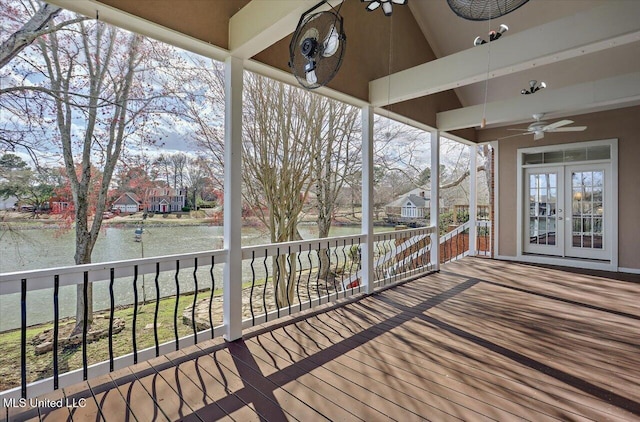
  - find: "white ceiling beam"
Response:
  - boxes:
[229,0,342,59]
[436,72,640,131]
[370,1,640,107]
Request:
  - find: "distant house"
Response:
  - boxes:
[112,192,142,214]
[49,196,71,214]
[0,196,18,210]
[385,190,431,219]
[146,187,186,213]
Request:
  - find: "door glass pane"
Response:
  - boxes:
[528,171,557,246]
[570,170,604,250]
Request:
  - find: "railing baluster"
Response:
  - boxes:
[174,260,180,350]
[132,266,138,364]
[209,256,215,339]
[192,258,198,344]
[53,275,59,390]
[306,244,313,304]
[331,241,338,295]
[20,278,27,399]
[262,252,269,322]
[286,246,292,314]
[109,268,115,370]
[374,237,383,282]
[341,239,348,296]
[250,251,256,326]
[82,272,89,381]
[154,262,160,356]
[296,245,303,312]
[315,244,322,303]
[275,247,281,318]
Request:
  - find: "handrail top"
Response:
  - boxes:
[0,248,227,284]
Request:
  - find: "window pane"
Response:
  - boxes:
[524,153,543,164]
[544,150,563,163]
[565,148,587,162]
[587,145,610,160]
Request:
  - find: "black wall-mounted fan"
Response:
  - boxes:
[289,3,346,90]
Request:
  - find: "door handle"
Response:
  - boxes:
[558,217,563,220]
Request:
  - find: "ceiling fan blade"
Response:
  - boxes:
[322,25,339,57]
[542,119,573,131]
[548,126,587,132]
[497,133,527,140]
[533,131,545,141]
[507,128,532,131]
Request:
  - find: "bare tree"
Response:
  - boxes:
[311,99,361,278]
[0,1,87,69]
[241,72,321,307]
[1,5,173,330]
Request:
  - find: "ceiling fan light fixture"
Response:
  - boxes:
[475,23,509,45]
[474,36,486,46]
[522,80,546,94]
[362,0,407,16]
[364,1,380,12]
[382,1,393,16]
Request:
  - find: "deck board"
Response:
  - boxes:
[6,258,640,421]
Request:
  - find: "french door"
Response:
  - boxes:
[524,164,610,260]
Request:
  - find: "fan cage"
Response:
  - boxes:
[288,10,346,90]
[446,0,530,21]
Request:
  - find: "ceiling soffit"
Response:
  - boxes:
[97,0,250,49]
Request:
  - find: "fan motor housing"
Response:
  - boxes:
[301,38,319,59]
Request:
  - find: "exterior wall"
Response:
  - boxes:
[478,106,640,270]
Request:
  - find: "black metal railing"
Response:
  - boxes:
[1,226,438,401]
[242,235,365,328]
[1,250,226,400]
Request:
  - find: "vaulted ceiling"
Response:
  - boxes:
[49,0,640,142]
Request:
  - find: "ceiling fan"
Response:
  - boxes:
[502,113,587,141]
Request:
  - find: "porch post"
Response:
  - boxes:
[223,56,243,341]
[468,144,477,256]
[430,131,440,270]
[361,105,375,294]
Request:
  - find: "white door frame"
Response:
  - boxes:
[516,139,618,271]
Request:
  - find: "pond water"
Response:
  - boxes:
[0,223,374,331]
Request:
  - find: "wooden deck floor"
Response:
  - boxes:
[4,258,640,421]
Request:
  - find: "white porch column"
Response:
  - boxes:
[430,131,440,270]
[361,105,375,294]
[223,56,243,341]
[468,144,478,256]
